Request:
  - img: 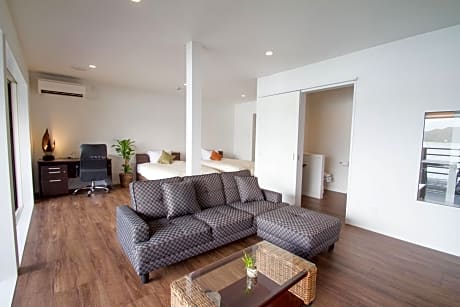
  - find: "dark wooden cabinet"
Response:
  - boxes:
[40,164,69,196]
[38,159,112,197]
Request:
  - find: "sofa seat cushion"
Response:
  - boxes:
[256,206,341,258]
[184,173,226,209]
[193,206,254,238]
[137,215,211,261]
[220,170,251,204]
[229,201,288,217]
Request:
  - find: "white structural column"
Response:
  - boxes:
[185,41,202,175]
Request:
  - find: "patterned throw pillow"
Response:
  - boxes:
[158,150,175,164]
[162,181,201,219]
[234,176,265,203]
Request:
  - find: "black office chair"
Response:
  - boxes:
[73,144,109,196]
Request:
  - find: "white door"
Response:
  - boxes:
[255,91,302,205]
[302,153,325,199]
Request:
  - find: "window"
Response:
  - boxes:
[418,111,460,207]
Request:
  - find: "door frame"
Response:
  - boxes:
[299,79,358,208]
[5,37,34,263]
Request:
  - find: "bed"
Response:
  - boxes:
[201,158,254,175]
[135,152,219,181]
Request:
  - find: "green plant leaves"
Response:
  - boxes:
[112,138,135,174]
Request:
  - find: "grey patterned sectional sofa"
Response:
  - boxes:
[116,170,341,283]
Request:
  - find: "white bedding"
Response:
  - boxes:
[137,160,219,180]
[201,158,254,175]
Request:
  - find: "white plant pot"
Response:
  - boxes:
[246,267,258,278]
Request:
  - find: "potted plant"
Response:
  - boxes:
[112,138,135,188]
[242,252,257,278]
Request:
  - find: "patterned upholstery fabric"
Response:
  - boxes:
[183,173,226,209]
[162,181,201,219]
[116,205,150,272]
[256,206,341,259]
[194,205,253,238]
[137,226,257,274]
[235,176,265,203]
[116,206,150,243]
[262,189,282,203]
[129,177,182,219]
[135,215,212,262]
[119,172,340,280]
[220,170,251,204]
[229,200,288,217]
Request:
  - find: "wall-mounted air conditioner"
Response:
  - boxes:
[38,79,86,99]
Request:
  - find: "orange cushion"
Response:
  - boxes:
[210,150,222,161]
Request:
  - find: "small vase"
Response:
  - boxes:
[246,275,257,292]
[246,267,258,278]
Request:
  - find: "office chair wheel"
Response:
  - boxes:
[87,191,92,197]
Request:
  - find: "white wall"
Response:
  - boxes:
[29,73,235,187]
[0,0,27,78]
[202,101,235,157]
[304,87,353,193]
[233,101,256,160]
[258,25,460,256]
[0,0,33,305]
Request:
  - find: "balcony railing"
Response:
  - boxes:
[418,146,460,206]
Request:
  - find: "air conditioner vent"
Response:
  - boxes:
[39,89,84,98]
[38,79,86,99]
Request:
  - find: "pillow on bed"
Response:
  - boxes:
[162,181,201,219]
[201,149,212,160]
[210,150,222,161]
[147,149,172,163]
[235,176,265,203]
[158,150,175,164]
[147,150,162,163]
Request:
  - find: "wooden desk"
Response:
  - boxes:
[38,158,112,197]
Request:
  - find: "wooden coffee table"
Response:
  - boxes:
[170,241,317,306]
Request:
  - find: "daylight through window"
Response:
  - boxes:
[418,111,460,207]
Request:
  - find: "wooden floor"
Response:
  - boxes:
[13,189,460,307]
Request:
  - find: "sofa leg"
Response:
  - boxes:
[140,273,149,284]
[328,243,335,252]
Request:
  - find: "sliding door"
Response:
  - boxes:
[255,91,303,205]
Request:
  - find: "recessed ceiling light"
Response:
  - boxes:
[131,0,142,2]
[241,94,246,98]
[89,64,96,69]
[265,50,274,56]
[71,65,90,72]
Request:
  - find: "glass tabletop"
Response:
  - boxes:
[178,241,310,307]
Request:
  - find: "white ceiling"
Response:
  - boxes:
[7,0,460,103]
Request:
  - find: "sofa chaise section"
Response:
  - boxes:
[256,206,342,259]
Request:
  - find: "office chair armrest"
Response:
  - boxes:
[262,189,282,203]
[116,206,150,244]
